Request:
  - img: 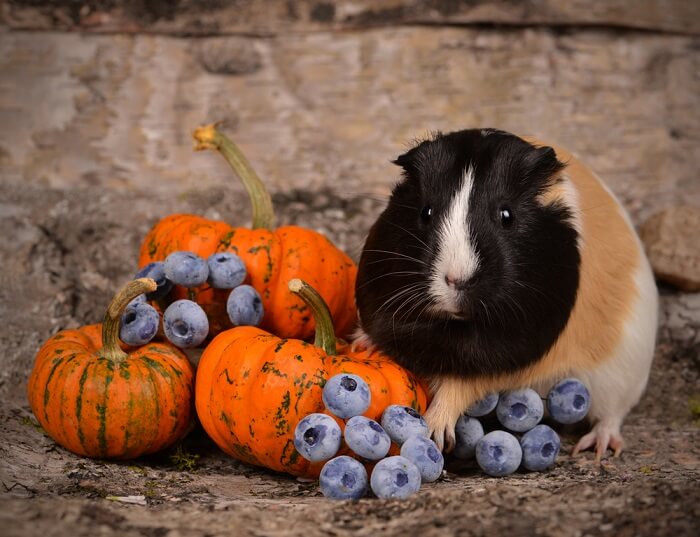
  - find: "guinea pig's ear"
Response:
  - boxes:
[392,151,412,170]
[524,145,565,179]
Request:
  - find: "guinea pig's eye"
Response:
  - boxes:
[420,206,433,222]
[499,206,514,228]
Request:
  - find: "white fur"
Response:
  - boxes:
[429,165,480,315]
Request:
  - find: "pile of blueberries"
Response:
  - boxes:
[294,374,591,500]
[294,373,442,500]
[119,251,264,348]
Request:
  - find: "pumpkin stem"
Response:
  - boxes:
[193,123,275,230]
[288,279,337,356]
[100,278,158,363]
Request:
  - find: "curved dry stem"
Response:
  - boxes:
[288,278,337,356]
[100,278,158,363]
[193,123,275,230]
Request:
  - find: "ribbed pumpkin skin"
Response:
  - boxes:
[195,326,428,477]
[27,324,195,459]
[138,216,358,340]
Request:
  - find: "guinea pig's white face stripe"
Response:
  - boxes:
[429,164,480,314]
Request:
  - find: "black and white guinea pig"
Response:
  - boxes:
[354,128,658,460]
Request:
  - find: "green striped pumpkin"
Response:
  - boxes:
[27,279,195,459]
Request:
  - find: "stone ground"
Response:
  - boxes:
[0,182,698,537]
[1,1,699,535]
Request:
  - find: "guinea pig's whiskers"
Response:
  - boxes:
[479,299,494,327]
[501,291,529,324]
[392,291,425,338]
[356,271,424,291]
[362,249,427,266]
[411,297,437,339]
[382,220,431,251]
[374,282,427,316]
[397,291,430,324]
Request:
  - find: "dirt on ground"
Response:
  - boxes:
[0,180,698,537]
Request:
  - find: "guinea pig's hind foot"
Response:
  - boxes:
[571,422,624,463]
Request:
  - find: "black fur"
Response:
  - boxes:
[356,129,580,378]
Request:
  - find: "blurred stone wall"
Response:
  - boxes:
[1,0,699,221]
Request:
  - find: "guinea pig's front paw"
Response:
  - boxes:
[424,403,458,453]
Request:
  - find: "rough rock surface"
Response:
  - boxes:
[641,205,700,292]
[0,24,699,224]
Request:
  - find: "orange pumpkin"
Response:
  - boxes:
[27,279,195,459]
[195,278,429,478]
[138,124,357,340]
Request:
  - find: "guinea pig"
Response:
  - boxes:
[354,128,658,461]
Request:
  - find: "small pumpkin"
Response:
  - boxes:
[27,278,195,459]
[195,278,428,478]
[138,124,357,340]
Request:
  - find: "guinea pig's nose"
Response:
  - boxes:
[445,274,475,291]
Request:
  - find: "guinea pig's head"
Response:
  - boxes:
[356,129,581,378]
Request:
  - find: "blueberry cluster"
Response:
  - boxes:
[293,374,443,500]
[455,380,591,477]
[119,251,264,348]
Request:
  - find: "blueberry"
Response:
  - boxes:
[119,302,159,346]
[207,252,246,289]
[547,378,591,424]
[293,413,342,462]
[452,415,485,459]
[322,374,371,419]
[319,456,369,500]
[344,416,390,461]
[496,388,544,432]
[164,251,208,288]
[226,285,264,326]
[520,424,561,472]
[466,393,499,417]
[163,299,209,348]
[135,261,173,300]
[370,456,422,499]
[400,436,444,483]
[127,293,147,309]
[380,405,429,446]
[475,430,522,477]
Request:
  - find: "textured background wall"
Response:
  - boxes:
[1,0,699,221]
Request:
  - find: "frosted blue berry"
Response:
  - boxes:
[466,393,499,417]
[370,456,422,499]
[120,303,159,346]
[293,413,342,462]
[453,415,485,459]
[164,251,208,288]
[319,456,368,500]
[344,416,390,461]
[475,430,522,477]
[135,262,172,300]
[380,405,429,445]
[547,378,591,424]
[322,374,371,419]
[226,285,264,326]
[400,436,444,483]
[127,293,147,309]
[496,388,544,432]
[207,252,246,289]
[163,299,209,348]
[520,424,561,472]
